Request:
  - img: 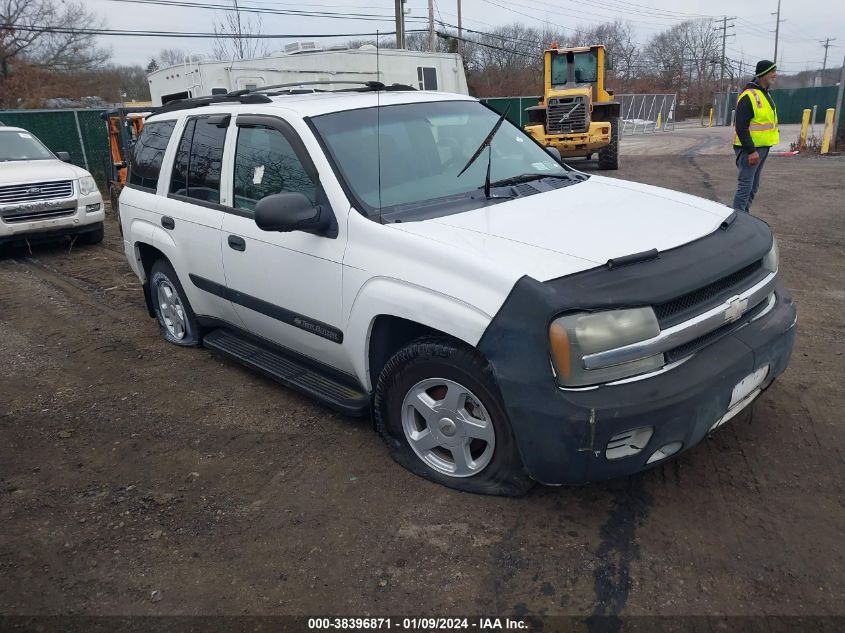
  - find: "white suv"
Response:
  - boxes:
[120,87,796,495]
[0,126,104,247]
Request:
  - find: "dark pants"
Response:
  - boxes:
[733,146,770,213]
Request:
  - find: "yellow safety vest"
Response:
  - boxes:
[734,88,779,148]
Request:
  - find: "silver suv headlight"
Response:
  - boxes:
[78,176,98,196]
[762,237,778,273]
[549,307,663,387]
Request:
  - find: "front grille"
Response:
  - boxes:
[546,96,588,134]
[0,180,74,205]
[654,260,765,328]
[2,207,77,223]
[664,297,769,363]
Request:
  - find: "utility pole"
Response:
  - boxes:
[428,0,435,52]
[772,0,783,63]
[832,55,845,151]
[820,37,837,72]
[457,0,462,54]
[716,16,736,92]
[394,0,405,49]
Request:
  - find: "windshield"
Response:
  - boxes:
[551,51,598,86]
[0,130,55,161]
[310,100,569,216]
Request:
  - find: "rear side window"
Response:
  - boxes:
[129,120,176,191]
[169,117,227,204]
[233,125,315,211]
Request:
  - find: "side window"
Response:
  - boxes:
[168,117,227,204]
[417,66,438,91]
[233,125,315,212]
[128,120,176,191]
[169,118,194,197]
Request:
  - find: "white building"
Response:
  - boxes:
[147,44,469,105]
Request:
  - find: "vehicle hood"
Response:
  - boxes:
[389,175,734,282]
[0,159,88,185]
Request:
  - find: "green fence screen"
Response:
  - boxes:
[480,97,541,128]
[0,109,111,191]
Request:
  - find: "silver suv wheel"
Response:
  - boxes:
[400,377,496,478]
[156,279,187,340]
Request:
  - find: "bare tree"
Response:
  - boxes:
[212,0,270,60]
[0,0,110,79]
[157,48,189,68]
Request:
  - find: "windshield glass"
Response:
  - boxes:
[0,130,55,161]
[310,100,569,215]
[551,51,598,86]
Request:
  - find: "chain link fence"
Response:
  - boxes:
[618,94,677,134]
[0,109,111,192]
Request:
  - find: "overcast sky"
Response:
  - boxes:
[86,0,844,75]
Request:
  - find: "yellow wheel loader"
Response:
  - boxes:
[524,44,620,170]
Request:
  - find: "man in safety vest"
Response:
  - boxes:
[733,60,779,213]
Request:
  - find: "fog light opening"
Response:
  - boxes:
[86,203,101,213]
[605,427,654,460]
[646,441,683,464]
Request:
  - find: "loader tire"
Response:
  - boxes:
[598,116,620,171]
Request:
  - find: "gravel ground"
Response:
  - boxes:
[0,152,843,622]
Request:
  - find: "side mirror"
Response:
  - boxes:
[56,151,71,162]
[254,192,329,234]
[546,146,562,162]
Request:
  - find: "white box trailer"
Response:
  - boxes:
[147,44,469,105]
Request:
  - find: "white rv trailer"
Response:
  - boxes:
[147,44,469,105]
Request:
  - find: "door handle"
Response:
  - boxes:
[161,216,175,230]
[228,235,246,252]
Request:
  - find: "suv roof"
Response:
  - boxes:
[148,90,476,122]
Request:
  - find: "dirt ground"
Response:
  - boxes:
[1,149,843,622]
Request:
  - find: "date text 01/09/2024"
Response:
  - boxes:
[307,618,528,630]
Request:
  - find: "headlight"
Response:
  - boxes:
[549,307,663,387]
[78,176,98,196]
[762,237,778,273]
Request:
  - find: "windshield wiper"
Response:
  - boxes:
[488,173,575,188]
[457,104,511,199]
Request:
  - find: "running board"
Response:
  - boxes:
[203,328,369,416]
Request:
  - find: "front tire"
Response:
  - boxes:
[374,337,534,496]
[149,259,200,347]
[78,223,104,245]
[598,116,620,170]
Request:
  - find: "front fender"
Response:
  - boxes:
[345,276,493,391]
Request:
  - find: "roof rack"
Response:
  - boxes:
[227,80,416,96]
[156,93,273,115]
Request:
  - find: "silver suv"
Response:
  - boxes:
[0,126,104,247]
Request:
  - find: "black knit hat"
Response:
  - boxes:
[755,60,777,77]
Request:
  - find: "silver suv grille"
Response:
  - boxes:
[0,180,74,205]
[546,96,588,134]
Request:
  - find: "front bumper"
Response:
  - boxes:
[0,195,104,245]
[495,287,796,485]
[525,122,612,156]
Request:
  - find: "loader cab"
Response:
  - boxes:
[544,45,613,103]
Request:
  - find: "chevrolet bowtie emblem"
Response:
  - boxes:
[724,296,748,322]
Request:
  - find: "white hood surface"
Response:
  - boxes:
[0,159,88,186]
[390,175,734,282]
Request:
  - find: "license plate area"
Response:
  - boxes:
[710,365,770,431]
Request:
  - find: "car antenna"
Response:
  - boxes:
[376,30,383,223]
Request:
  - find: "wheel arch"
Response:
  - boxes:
[346,277,494,393]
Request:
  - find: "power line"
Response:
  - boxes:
[11,25,430,38]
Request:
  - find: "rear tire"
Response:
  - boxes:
[598,116,620,170]
[374,337,534,496]
[149,258,200,347]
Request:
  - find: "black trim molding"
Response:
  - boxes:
[189,274,343,343]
